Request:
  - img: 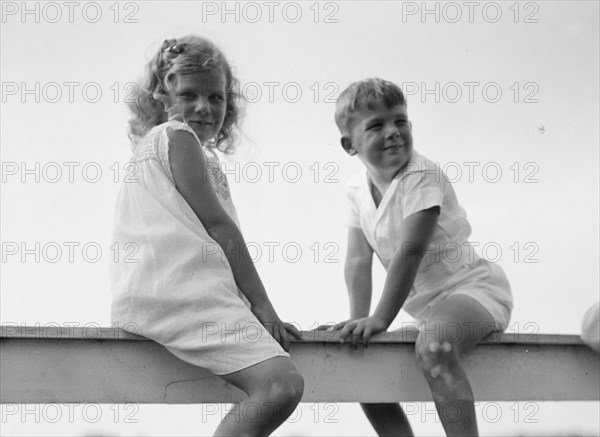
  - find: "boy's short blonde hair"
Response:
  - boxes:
[335,78,406,135]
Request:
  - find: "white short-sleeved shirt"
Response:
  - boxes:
[346,150,513,322]
[110,120,288,375]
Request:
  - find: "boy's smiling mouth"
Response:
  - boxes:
[383,143,405,150]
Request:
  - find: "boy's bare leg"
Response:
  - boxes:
[415,294,497,437]
[361,403,415,437]
[215,356,304,437]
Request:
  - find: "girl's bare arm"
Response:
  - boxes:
[167,129,299,349]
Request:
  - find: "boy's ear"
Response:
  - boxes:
[341,136,357,156]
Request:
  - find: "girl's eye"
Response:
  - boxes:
[210,93,224,102]
[395,120,408,126]
[367,124,381,130]
[179,92,195,100]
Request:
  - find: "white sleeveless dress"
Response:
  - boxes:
[110,120,288,375]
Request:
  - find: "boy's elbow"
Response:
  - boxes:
[399,241,428,259]
[346,252,371,266]
[345,256,372,276]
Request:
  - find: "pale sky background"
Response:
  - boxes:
[1,1,599,436]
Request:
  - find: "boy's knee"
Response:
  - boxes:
[415,339,455,374]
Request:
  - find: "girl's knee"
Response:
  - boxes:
[282,369,304,403]
[261,367,304,406]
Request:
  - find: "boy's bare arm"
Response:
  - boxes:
[345,227,374,319]
[373,206,440,326]
[338,206,440,345]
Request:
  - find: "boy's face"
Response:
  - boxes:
[342,101,413,177]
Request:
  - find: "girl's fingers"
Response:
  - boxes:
[285,323,303,340]
[268,322,286,351]
[265,322,276,339]
[279,325,290,352]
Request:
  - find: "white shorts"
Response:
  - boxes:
[414,263,513,331]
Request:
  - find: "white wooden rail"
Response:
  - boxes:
[1,327,598,404]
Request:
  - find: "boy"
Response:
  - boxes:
[327,78,513,436]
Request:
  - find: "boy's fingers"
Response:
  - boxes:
[341,322,358,343]
[352,325,363,348]
[339,327,350,341]
[363,327,373,348]
[335,319,350,330]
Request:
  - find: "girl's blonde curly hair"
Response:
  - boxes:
[127,35,242,153]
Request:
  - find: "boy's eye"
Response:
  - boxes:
[179,92,195,100]
[396,120,408,126]
[366,123,382,130]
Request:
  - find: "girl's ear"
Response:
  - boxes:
[153,90,174,114]
[341,136,356,156]
[152,90,167,106]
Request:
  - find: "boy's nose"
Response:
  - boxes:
[385,126,401,139]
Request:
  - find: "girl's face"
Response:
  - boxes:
[165,69,228,143]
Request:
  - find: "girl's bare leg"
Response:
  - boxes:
[214,356,304,437]
[415,294,496,437]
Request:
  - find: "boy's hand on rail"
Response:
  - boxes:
[338,316,390,348]
[314,319,352,331]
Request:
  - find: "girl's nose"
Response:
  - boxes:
[194,99,210,114]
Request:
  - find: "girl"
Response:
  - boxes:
[325,78,513,437]
[110,35,304,436]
